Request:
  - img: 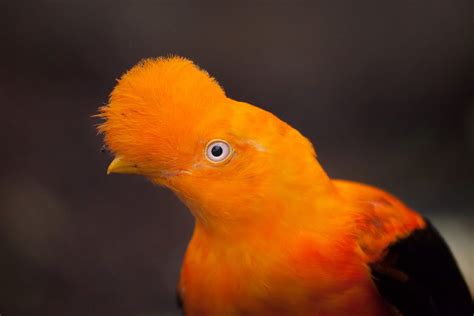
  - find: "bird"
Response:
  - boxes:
[98,56,472,315]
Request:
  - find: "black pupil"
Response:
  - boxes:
[211,145,223,157]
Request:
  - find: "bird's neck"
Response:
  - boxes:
[184,160,344,244]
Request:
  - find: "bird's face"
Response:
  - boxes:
[99,57,318,224]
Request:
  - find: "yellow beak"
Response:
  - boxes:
[107,157,140,175]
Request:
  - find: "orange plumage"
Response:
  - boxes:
[98,56,428,315]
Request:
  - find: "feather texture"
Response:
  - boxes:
[99,56,470,315]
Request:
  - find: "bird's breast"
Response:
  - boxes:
[178,231,391,316]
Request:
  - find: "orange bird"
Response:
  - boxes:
[98,57,471,315]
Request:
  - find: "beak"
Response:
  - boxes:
[107,157,140,175]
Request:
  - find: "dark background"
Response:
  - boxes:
[1,1,473,315]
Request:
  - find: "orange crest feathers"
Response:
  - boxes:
[97,56,227,172]
[110,56,225,108]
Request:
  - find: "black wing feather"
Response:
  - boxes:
[370,219,472,316]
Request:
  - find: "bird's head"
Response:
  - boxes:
[99,57,331,229]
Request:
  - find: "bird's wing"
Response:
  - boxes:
[333,180,472,315]
[369,219,472,316]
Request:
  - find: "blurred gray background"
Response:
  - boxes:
[0,1,473,315]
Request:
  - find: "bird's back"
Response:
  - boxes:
[333,179,472,315]
[332,179,425,263]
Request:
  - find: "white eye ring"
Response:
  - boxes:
[205,140,232,163]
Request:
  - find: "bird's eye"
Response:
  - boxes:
[205,140,232,163]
